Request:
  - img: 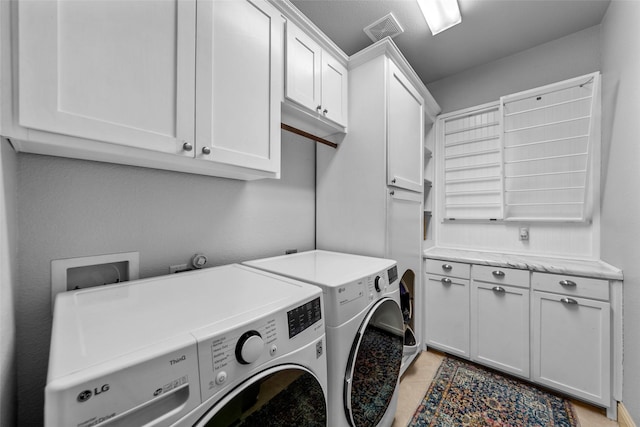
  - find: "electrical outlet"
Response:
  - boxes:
[170,264,189,274]
[519,227,529,241]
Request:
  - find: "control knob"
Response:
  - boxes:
[235,331,264,365]
[374,276,384,292]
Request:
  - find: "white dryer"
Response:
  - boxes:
[244,250,404,427]
[45,264,327,427]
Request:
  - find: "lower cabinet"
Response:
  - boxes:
[425,274,469,358]
[532,291,611,406]
[424,258,616,412]
[425,259,470,358]
[471,279,529,378]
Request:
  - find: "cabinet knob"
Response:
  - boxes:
[492,286,505,293]
[492,270,505,277]
[202,146,211,155]
[390,190,395,196]
[561,297,578,305]
[316,105,322,112]
[182,142,193,152]
[323,109,328,115]
[441,278,452,285]
[391,178,397,184]
[559,280,576,287]
[442,264,453,271]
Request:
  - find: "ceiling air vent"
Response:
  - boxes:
[364,12,404,43]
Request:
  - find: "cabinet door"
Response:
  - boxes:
[387,61,424,193]
[18,0,195,155]
[320,54,348,127]
[532,291,610,406]
[471,282,529,378]
[425,274,469,358]
[196,0,283,173]
[285,23,322,113]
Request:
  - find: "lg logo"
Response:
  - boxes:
[77,384,110,403]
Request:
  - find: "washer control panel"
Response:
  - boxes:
[196,295,324,402]
[287,297,322,338]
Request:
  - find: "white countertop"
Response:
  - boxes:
[423,247,623,281]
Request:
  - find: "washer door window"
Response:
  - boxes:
[345,298,404,427]
[195,365,326,427]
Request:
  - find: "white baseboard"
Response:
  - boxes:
[619,403,637,427]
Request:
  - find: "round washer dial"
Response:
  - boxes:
[235,331,264,365]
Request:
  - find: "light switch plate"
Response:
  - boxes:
[51,251,139,311]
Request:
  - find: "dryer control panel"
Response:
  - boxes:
[324,264,399,328]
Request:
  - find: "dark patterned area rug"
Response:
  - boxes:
[408,357,579,427]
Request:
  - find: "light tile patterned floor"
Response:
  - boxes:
[393,350,619,427]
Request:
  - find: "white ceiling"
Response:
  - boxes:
[290,0,611,84]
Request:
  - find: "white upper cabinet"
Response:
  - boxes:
[18,0,196,156]
[195,0,282,174]
[14,0,283,180]
[387,61,424,193]
[285,23,347,128]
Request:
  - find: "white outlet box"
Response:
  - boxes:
[51,252,139,311]
[519,227,530,241]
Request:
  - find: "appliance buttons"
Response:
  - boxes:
[215,371,227,385]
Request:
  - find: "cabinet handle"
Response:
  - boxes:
[492,286,505,293]
[559,280,577,287]
[182,142,193,152]
[561,297,578,305]
[492,270,505,278]
[323,108,328,115]
[316,105,322,112]
[441,278,452,285]
[442,264,453,271]
[202,146,211,155]
[389,190,395,196]
[391,178,397,184]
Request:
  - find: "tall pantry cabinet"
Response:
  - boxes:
[316,39,440,373]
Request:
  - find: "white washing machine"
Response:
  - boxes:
[244,250,404,427]
[45,264,327,427]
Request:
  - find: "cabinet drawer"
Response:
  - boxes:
[532,272,609,301]
[472,265,529,288]
[425,259,470,279]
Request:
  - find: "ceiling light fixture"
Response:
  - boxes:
[417,0,462,36]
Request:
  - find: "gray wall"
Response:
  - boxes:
[426,25,602,259]
[600,0,640,421]
[1,139,17,427]
[427,25,601,114]
[15,131,317,425]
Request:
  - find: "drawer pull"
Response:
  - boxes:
[442,264,453,271]
[492,270,505,278]
[441,278,452,285]
[559,280,577,287]
[492,286,505,293]
[561,297,578,305]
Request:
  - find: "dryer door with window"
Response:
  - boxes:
[194,365,327,427]
[344,298,404,427]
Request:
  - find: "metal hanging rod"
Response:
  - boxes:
[280,123,338,148]
[504,95,592,117]
[504,134,589,149]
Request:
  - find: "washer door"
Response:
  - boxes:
[344,298,404,427]
[194,365,326,427]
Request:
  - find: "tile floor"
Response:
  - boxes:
[392,350,619,427]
